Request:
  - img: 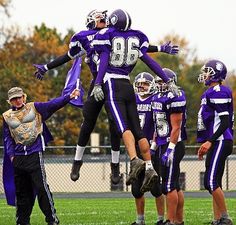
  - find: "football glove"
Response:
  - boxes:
[33,64,48,80]
[167,80,179,96]
[161,148,174,167]
[91,84,104,101]
[160,41,179,55]
[161,142,175,167]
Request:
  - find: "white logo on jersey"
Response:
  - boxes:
[137,104,151,112]
[152,102,162,110]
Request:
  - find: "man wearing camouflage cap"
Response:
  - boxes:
[2,86,79,225]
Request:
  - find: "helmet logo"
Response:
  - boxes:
[216,62,223,71]
[110,15,118,25]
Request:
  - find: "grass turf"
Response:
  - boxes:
[0,197,235,225]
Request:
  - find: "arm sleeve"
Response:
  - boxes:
[147,45,159,53]
[140,53,169,83]
[94,51,110,85]
[34,94,71,121]
[208,115,229,143]
[3,119,15,158]
[46,53,72,70]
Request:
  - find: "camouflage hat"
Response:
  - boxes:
[8,87,24,101]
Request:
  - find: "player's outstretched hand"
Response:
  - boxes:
[160,41,179,55]
[33,64,48,80]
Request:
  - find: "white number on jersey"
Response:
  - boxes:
[154,112,169,137]
[110,37,139,67]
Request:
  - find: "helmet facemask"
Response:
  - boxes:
[133,73,155,96]
[155,68,177,93]
[198,66,216,85]
[155,78,175,93]
[85,10,108,30]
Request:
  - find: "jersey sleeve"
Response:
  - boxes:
[92,28,112,54]
[207,87,232,116]
[136,30,149,57]
[169,90,186,114]
[68,32,85,59]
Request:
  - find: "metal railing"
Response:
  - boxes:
[0,145,236,193]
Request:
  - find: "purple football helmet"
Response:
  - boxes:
[155,68,177,92]
[108,9,132,31]
[198,59,227,86]
[85,10,108,30]
[133,72,155,96]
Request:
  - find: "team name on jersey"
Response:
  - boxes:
[87,34,96,41]
[201,98,207,105]
[137,104,152,112]
[152,102,162,110]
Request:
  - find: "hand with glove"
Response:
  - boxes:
[33,64,48,80]
[90,84,104,102]
[159,41,179,55]
[167,80,179,96]
[161,142,175,167]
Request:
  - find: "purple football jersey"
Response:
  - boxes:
[92,27,149,76]
[68,29,101,77]
[197,84,234,143]
[136,94,155,143]
[152,90,187,145]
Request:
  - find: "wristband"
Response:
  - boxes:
[168,142,176,150]
[157,45,161,52]
[44,64,49,71]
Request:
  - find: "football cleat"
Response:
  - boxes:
[219,217,233,225]
[155,220,164,225]
[131,221,146,225]
[110,163,122,184]
[70,160,83,181]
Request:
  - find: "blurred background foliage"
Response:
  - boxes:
[1,0,236,154]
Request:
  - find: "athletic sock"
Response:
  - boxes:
[136,214,145,224]
[74,145,85,160]
[111,150,120,163]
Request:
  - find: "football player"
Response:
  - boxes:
[197,60,233,225]
[131,72,165,225]
[33,10,123,184]
[33,9,178,185]
[152,68,186,225]
[91,9,180,192]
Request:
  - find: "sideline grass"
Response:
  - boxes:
[0,197,235,225]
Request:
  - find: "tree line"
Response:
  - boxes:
[1,1,236,154]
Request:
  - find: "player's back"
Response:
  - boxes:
[93,27,149,76]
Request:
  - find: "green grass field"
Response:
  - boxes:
[0,197,235,225]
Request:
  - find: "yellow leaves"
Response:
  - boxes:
[63,120,80,136]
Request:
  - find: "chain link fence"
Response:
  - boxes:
[0,145,236,194]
